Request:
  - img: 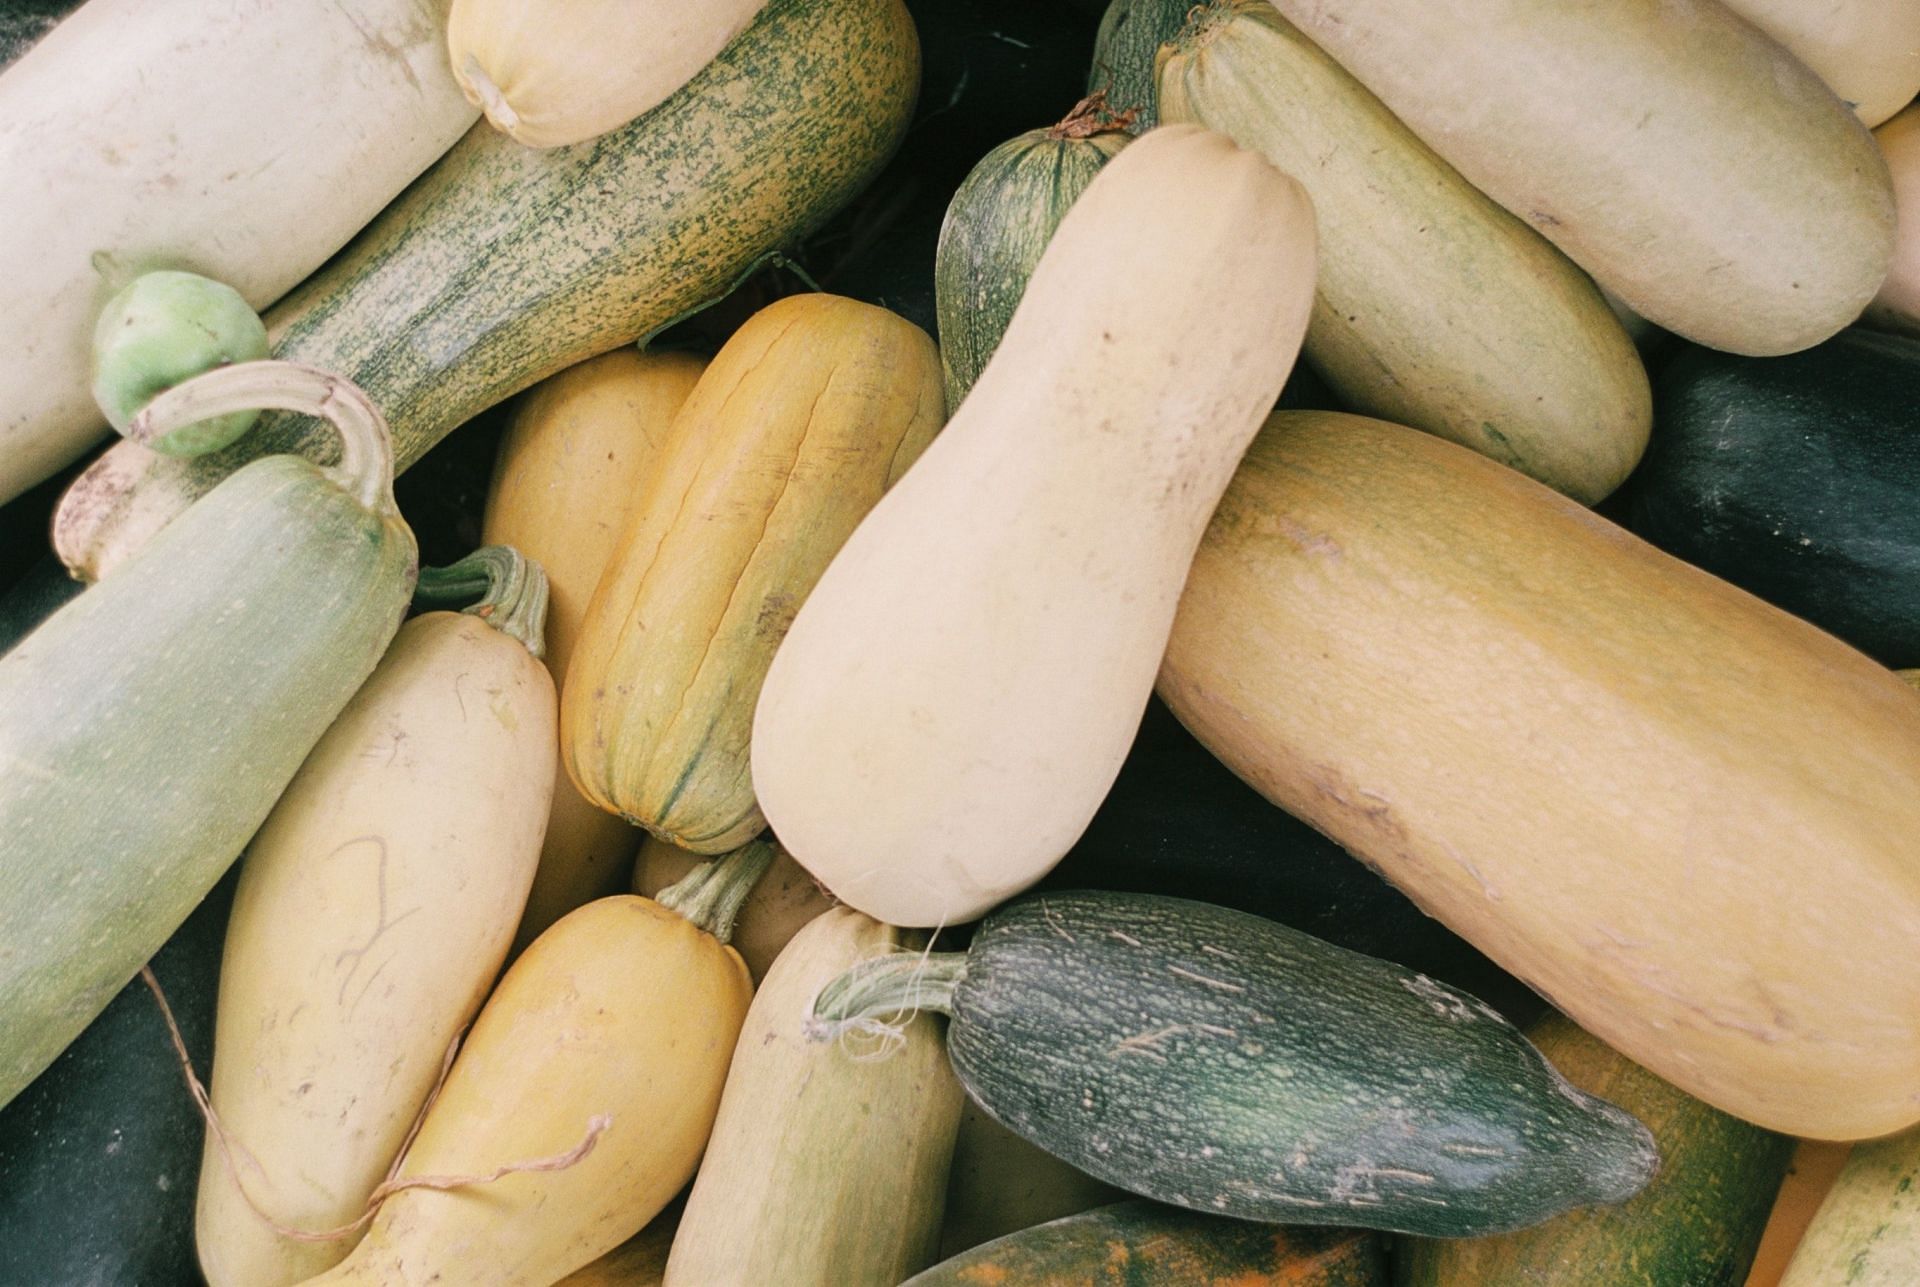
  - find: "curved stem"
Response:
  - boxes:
[413,545,550,658]
[655,838,777,944]
[461,55,522,133]
[810,952,966,1030]
[126,361,397,515]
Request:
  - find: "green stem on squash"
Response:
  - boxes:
[413,545,550,659]
[809,951,967,1033]
[656,837,777,944]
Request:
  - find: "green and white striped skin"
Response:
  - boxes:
[1088,0,1194,128]
[54,0,921,583]
[1782,1128,1920,1285]
[0,363,416,1110]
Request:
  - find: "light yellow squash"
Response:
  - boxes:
[1869,104,1920,337]
[633,835,834,983]
[482,349,706,948]
[1719,0,1920,127]
[1747,1142,1856,1286]
[750,124,1318,927]
[1159,409,1920,1139]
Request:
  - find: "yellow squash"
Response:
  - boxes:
[633,835,835,983]
[565,293,942,855]
[483,349,706,947]
[1159,410,1920,1139]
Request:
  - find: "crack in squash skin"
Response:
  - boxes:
[905,1198,1386,1286]
[54,0,922,583]
[946,892,1658,1237]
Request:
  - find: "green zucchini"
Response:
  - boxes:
[1088,0,1192,128]
[53,0,921,583]
[908,1199,1386,1286]
[812,891,1658,1237]
[1396,1012,1792,1285]
[934,103,1129,411]
[0,361,416,1109]
[1781,1128,1920,1285]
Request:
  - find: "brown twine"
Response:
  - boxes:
[140,966,611,1244]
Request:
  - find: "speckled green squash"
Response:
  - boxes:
[904,1199,1387,1286]
[1781,1128,1920,1285]
[54,0,920,582]
[1088,0,1192,128]
[1396,1012,1792,1285]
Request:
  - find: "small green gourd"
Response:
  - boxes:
[90,269,268,456]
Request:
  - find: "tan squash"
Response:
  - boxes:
[750,124,1318,927]
[1718,0,1920,127]
[1868,104,1920,337]
[564,293,942,855]
[1746,1141,1855,1287]
[632,835,834,983]
[1159,409,1920,1139]
[482,349,706,948]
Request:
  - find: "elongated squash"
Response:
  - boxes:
[1159,409,1920,1139]
[1781,1127,1920,1285]
[1159,2,1648,503]
[483,349,705,947]
[448,0,769,148]
[1718,0,1920,128]
[938,1102,1125,1260]
[633,835,834,984]
[1088,0,1193,128]
[0,362,416,1111]
[751,125,1318,928]
[665,908,963,1283]
[1869,103,1920,337]
[0,0,475,506]
[1746,1142,1855,1287]
[195,547,554,1287]
[566,294,941,853]
[1261,0,1894,356]
[1396,1012,1792,1285]
[53,0,921,584]
[306,847,766,1286]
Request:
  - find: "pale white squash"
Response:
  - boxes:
[1720,0,1920,127]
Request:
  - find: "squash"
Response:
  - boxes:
[0,872,235,1287]
[1746,1142,1855,1287]
[556,1207,679,1286]
[1628,328,1920,667]
[1087,0,1193,128]
[1717,0,1920,128]
[0,361,416,1111]
[0,0,475,506]
[908,1199,1387,1286]
[937,1101,1125,1260]
[482,349,705,947]
[305,846,767,1286]
[194,546,554,1287]
[0,1,81,70]
[633,835,834,984]
[1781,1127,1920,1285]
[934,104,1129,413]
[664,907,963,1283]
[565,293,942,854]
[1158,1,1649,503]
[1868,103,1920,337]
[447,0,768,148]
[751,124,1319,928]
[1158,409,1920,1139]
[52,0,921,584]
[90,270,269,455]
[0,556,82,654]
[1396,1012,1792,1284]
[813,891,1658,1236]
[1261,0,1894,357]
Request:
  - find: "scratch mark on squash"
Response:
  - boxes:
[1168,964,1244,994]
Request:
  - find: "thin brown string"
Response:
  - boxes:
[140,966,610,1244]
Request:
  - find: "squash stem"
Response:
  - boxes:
[809,951,967,1034]
[656,838,777,944]
[125,360,398,516]
[413,545,550,658]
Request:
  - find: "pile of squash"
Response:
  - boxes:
[2,0,1919,1283]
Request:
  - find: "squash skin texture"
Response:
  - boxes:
[751,124,1319,928]
[565,294,943,854]
[1717,0,1920,128]
[55,0,922,583]
[1869,103,1920,338]
[1261,0,1894,357]
[1160,410,1920,1139]
[1088,0,1194,129]
[1782,1126,1920,1285]
[0,455,415,1111]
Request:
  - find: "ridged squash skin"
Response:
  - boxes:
[1158,410,1920,1139]
[1397,1013,1793,1285]
[910,1201,1385,1286]
[0,0,475,506]
[1088,0,1193,128]
[750,125,1319,928]
[448,0,768,147]
[194,610,555,1287]
[1261,0,1894,356]
[664,909,963,1284]
[935,123,1128,412]
[54,0,921,584]
[632,836,834,984]
[1159,1,1649,504]
[0,452,415,1111]
[1718,0,1920,128]
[1869,104,1920,337]
[483,350,705,946]
[307,895,753,1287]
[566,294,942,854]
[1781,1127,1920,1285]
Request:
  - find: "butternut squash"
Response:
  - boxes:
[1719,0,1920,128]
[632,835,834,983]
[1158,409,1920,1139]
[750,124,1318,927]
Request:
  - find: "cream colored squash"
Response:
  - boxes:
[1719,0,1920,127]
[1782,1128,1920,1284]
[1868,105,1920,337]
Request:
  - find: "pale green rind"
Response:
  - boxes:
[1782,1128,1920,1285]
[90,270,269,454]
[0,457,414,1109]
[1088,0,1194,128]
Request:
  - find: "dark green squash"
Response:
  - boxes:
[1087,0,1191,128]
[1628,328,1920,666]
[813,891,1658,1238]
